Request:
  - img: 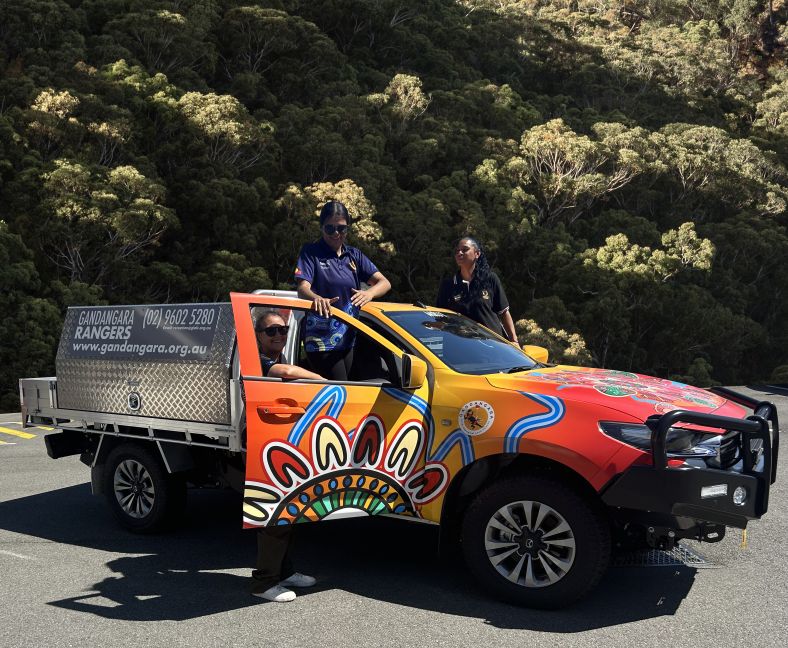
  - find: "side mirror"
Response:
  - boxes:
[401,354,427,389]
[522,344,549,364]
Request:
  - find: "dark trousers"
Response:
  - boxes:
[307,347,354,381]
[250,526,295,593]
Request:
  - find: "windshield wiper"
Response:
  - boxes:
[505,365,534,374]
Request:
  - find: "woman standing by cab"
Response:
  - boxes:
[436,236,518,343]
[294,201,391,380]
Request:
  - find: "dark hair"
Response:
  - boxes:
[254,309,284,332]
[319,200,352,226]
[457,236,493,298]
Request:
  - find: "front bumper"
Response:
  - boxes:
[602,388,778,531]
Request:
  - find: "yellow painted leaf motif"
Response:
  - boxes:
[312,418,348,471]
[384,422,424,480]
[242,484,280,522]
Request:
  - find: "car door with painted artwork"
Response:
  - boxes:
[230,292,449,529]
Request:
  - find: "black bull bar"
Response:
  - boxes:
[602,388,779,529]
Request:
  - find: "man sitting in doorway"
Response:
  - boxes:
[250,309,322,602]
[255,309,323,381]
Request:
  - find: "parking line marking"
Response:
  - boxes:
[0,426,36,439]
[8,423,53,431]
[0,439,11,445]
[0,420,52,428]
[0,550,34,560]
[0,421,53,431]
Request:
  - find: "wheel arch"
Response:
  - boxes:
[100,439,187,533]
[91,436,188,495]
[440,452,602,531]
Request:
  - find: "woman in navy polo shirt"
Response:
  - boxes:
[294,201,391,380]
[436,236,518,343]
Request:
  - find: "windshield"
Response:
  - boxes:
[384,310,538,375]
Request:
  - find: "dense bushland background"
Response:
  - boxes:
[1,0,787,409]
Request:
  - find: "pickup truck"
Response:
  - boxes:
[20,290,779,608]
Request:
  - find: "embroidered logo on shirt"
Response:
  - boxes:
[294,267,302,275]
[481,289,490,300]
[452,293,461,302]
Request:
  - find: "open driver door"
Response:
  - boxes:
[230,292,448,529]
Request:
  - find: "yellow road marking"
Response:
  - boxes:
[0,439,10,445]
[0,426,36,439]
[0,422,53,431]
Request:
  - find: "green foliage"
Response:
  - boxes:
[0,221,61,411]
[369,73,431,134]
[103,4,219,78]
[508,119,663,226]
[176,91,273,169]
[771,365,788,383]
[192,249,272,301]
[516,317,594,366]
[27,158,177,284]
[1,0,788,407]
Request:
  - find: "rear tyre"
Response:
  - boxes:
[104,443,186,533]
[461,474,610,609]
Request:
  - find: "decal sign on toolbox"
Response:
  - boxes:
[63,304,222,361]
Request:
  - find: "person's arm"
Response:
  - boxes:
[498,309,518,344]
[267,363,323,381]
[490,272,517,343]
[297,279,338,317]
[350,271,391,307]
[295,245,336,317]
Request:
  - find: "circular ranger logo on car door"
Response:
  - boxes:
[459,401,495,436]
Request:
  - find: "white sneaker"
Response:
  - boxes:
[253,584,296,602]
[280,572,316,588]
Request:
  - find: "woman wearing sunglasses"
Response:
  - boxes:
[294,200,391,380]
[436,236,518,343]
[254,310,322,381]
[251,310,321,603]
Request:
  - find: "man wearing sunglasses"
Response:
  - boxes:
[254,310,323,381]
[294,200,391,380]
[251,309,321,603]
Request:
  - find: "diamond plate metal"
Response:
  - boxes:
[612,543,716,568]
[56,304,236,424]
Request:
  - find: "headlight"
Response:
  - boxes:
[599,421,720,458]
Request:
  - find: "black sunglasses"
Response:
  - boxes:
[323,224,349,235]
[258,325,289,337]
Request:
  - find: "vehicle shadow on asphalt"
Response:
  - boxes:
[0,483,696,629]
[291,515,698,632]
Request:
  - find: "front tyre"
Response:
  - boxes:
[461,474,610,608]
[104,442,185,533]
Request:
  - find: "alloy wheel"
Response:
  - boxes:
[484,499,576,588]
[113,459,156,519]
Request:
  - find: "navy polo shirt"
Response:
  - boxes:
[436,271,510,337]
[260,352,284,377]
[294,239,378,352]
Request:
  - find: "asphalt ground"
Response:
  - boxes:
[1,386,786,648]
